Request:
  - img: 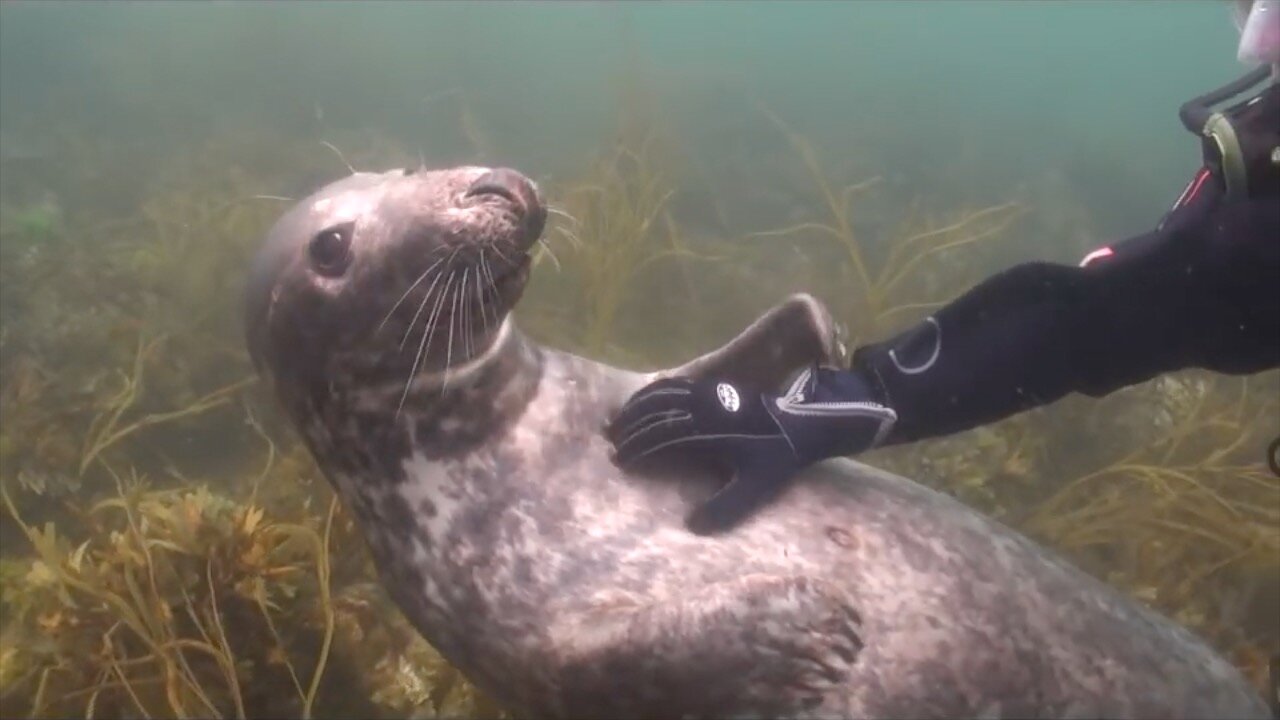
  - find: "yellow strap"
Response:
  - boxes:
[1204,112,1248,198]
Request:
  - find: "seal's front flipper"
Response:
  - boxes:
[548,573,863,716]
[652,293,844,394]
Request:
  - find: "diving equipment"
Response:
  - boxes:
[1178,65,1275,198]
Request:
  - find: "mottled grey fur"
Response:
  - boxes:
[245,165,1269,720]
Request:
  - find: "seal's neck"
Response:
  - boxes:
[395,317,522,395]
[361,317,544,461]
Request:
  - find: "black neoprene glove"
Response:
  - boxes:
[605,365,898,533]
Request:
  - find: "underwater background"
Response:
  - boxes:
[1,1,1276,717]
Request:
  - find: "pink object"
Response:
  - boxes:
[1236,0,1280,65]
[1079,247,1115,268]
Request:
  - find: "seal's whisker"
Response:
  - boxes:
[489,244,513,266]
[421,270,456,359]
[399,269,455,415]
[479,254,506,330]
[482,254,505,309]
[320,140,359,176]
[460,268,473,358]
[382,253,449,333]
[469,266,481,355]
[479,251,495,291]
[398,281,438,352]
[443,274,463,392]
[537,237,562,273]
[398,247,460,351]
[477,250,494,333]
[473,266,485,319]
[553,226,584,250]
[546,205,580,227]
[250,194,296,203]
[397,258,451,351]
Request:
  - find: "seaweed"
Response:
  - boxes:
[513,62,720,370]
[0,421,500,720]
[76,333,253,480]
[534,132,707,362]
[0,468,331,718]
[742,99,1024,347]
[1019,371,1280,687]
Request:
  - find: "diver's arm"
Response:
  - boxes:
[851,260,1101,446]
[855,77,1279,444]
[857,175,1279,447]
[607,164,1277,533]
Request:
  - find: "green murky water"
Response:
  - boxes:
[1,2,1275,717]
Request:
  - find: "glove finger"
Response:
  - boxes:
[609,408,690,451]
[611,412,701,466]
[604,378,695,440]
[685,450,798,535]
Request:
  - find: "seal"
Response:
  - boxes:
[245,164,1270,719]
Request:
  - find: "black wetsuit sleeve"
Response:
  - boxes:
[849,170,1280,446]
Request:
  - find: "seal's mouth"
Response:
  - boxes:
[455,167,544,311]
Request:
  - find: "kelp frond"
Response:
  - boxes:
[747,98,1024,345]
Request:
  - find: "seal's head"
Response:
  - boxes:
[245,166,546,401]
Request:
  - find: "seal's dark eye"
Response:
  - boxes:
[309,223,353,277]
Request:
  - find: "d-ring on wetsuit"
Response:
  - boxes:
[605,67,1280,535]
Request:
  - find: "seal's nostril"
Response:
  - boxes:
[466,168,533,214]
[466,178,520,207]
[465,167,546,242]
